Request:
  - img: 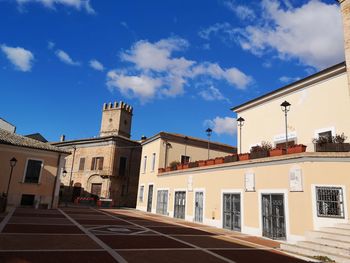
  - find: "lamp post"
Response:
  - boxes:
[280,100,291,151]
[206,128,212,160]
[237,117,245,154]
[4,157,17,212]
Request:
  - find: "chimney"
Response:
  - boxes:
[60,134,65,142]
[339,0,350,95]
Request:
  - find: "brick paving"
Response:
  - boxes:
[0,207,310,263]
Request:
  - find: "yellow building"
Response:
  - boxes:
[136,1,350,261]
[0,128,69,210]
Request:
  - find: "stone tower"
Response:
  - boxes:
[339,0,350,95]
[100,101,133,138]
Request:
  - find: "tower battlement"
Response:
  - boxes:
[103,101,133,113]
[100,101,133,138]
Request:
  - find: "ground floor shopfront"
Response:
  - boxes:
[136,152,350,243]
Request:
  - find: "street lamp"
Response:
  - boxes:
[206,128,212,160]
[62,169,67,178]
[4,157,17,212]
[237,117,245,154]
[280,100,291,151]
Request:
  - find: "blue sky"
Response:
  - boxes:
[0,0,344,145]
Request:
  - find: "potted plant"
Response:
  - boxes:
[188,161,199,168]
[313,133,350,152]
[205,159,215,165]
[198,160,206,167]
[182,163,190,169]
[165,167,172,172]
[250,141,272,159]
[214,157,225,164]
[238,153,250,161]
[269,147,286,157]
[287,144,307,154]
[169,161,180,171]
[224,154,238,163]
[158,168,165,173]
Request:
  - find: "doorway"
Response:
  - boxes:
[91,183,102,197]
[262,194,286,240]
[223,193,241,231]
[147,185,153,212]
[156,190,168,215]
[194,191,204,222]
[174,191,186,219]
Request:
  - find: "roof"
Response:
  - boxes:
[25,133,48,143]
[0,129,70,154]
[232,61,346,112]
[52,134,140,147]
[142,131,236,153]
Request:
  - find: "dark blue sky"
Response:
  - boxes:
[0,0,344,145]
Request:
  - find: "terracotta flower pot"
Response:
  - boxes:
[176,164,183,170]
[205,159,215,165]
[238,153,250,161]
[224,155,238,163]
[198,160,206,167]
[188,161,199,168]
[158,168,165,173]
[214,157,225,164]
[165,167,172,172]
[182,163,189,169]
[269,148,286,157]
[287,144,307,154]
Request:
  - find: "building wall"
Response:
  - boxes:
[0,144,64,209]
[138,137,240,213]
[236,71,350,153]
[137,154,350,243]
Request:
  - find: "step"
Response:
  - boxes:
[321,227,350,235]
[313,237,350,250]
[281,243,350,263]
[297,241,350,258]
[307,230,350,242]
[336,223,350,230]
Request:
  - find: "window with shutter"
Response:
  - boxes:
[98,157,104,170]
[24,160,42,183]
[79,158,85,171]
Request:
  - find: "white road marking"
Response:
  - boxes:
[0,208,15,233]
[94,208,237,263]
[58,208,127,263]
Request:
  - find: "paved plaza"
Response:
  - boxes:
[0,207,309,263]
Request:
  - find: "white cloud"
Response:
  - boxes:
[89,59,104,71]
[55,49,80,66]
[235,0,344,69]
[224,1,255,21]
[16,0,95,14]
[47,41,55,50]
[107,37,251,102]
[1,44,34,72]
[279,76,300,84]
[198,86,227,101]
[204,116,237,136]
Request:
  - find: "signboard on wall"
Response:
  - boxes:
[245,172,255,192]
[289,169,303,192]
[187,175,193,191]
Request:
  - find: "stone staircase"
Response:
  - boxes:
[281,223,350,262]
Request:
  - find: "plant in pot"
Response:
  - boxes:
[313,133,350,152]
[205,159,215,165]
[198,160,206,167]
[158,168,165,173]
[224,154,238,163]
[269,147,286,157]
[250,141,272,159]
[188,161,199,168]
[238,153,250,161]
[214,157,225,164]
[287,144,307,154]
[169,161,180,171]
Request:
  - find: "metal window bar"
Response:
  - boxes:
[316,187,344,218]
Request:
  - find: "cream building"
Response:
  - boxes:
[0,128,69,210]
[53,102,141,208]
[135,1,350,261]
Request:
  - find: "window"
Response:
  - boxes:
[181,155,190,164]
[316,187,344,218]
[151,153,156,171]
[119,157,127,176]
[79,158,85,171]
[24,159,42,183]
[91,157,104,170]
[143,156,147,173]
[139,186,144,201]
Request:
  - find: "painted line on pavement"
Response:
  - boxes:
[94,208,237,263]
[58,208,127,263]
[0,208,15,233]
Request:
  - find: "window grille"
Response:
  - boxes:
[139,186,144,201]
[316,187,344,218]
